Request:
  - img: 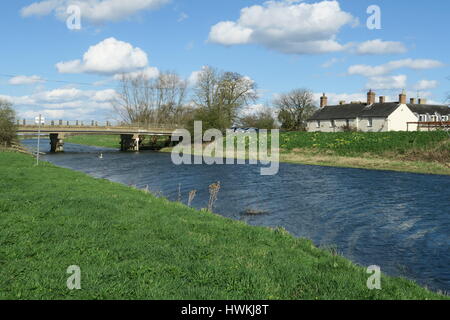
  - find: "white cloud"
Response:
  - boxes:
[21,0,170,24]
[33,88,85,102]
[3,86,118,120]
[240,104,278,118]
[113,66,160,80]
[9,75,44,85]
[20,0,59,17]
[208,0,357,54]
[188,66,209,86]
[209,21,253,46]
[56,37,150,75]
[365,75,407,90]
[413,80,439,91]
[354,39,407,55]
[348,59,445,77]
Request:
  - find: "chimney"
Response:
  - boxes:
[320,93,328,108]
[410,98,416,104]
[418,98,427,105]
[379,96,386,103]
[399,90,407,104]
[367,90,376,105]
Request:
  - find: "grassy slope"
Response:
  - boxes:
[65,132,450,175]
[0,151,446,300]
[278,132,450,175]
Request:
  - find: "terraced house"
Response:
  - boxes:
[307,90,450,132]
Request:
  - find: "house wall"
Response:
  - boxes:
[307,119,357,132]
[356,117,388,132]
[388,104,418,131]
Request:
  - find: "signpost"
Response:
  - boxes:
[35,115,44,165]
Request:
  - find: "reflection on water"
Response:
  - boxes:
[22,139,450,292]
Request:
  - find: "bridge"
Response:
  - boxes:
[17,121,179,152]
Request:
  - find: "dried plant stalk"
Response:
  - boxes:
[207,181,221,212]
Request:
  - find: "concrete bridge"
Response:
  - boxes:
[17,121,179,152]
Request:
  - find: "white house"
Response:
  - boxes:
[307,90,450,132]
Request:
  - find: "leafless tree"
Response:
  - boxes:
[113,71,188,126]
[274,89,318,131]
[193,66,257,132]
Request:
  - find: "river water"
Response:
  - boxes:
[22,139,450,293]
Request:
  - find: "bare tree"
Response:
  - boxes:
[193,66,257,132]
[113,71,188,126]
[274,89,318,131]
[0,99,17,147]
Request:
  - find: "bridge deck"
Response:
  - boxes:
[17,125,177,136]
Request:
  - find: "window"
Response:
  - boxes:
[442,116,449,121]
[346,119,350,127]
[330,120,335,128]
[419,115,426,122]
[316,120,321,128]
[368,118,373,127]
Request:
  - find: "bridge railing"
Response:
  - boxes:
[16,119,180,131]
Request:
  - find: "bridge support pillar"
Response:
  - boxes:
[120,134,141,152]
[50,133,65,153]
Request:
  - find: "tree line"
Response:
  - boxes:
[112,66,318,133]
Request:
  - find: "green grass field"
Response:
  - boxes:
[65,135,120,149]
[0,151,446,300]
[279,131,450,158]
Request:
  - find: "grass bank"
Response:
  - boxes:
[278,131,450,175]
[0,150,446,299]
[65,132,450,175]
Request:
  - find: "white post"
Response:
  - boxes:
[36,114,41,165]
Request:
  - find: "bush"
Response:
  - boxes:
[0,99,17,147]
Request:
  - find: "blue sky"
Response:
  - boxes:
[0,0,449,121]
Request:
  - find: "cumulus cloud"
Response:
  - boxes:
[348,59,445,77]
[365,75,407,90]
[188,66,210,86]
[3,87,118,120]
[21,0,170,24]
[9,75,45,85]
[208,0,357,54]
[354,39,407,55]
[413,80,439,91]
[56,37,150,75]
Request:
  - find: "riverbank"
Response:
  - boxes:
[65,133,450,176]
[0,150,447,299]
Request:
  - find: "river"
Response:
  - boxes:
[22,139,450,293]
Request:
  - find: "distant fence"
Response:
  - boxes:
[407,121,450,131]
